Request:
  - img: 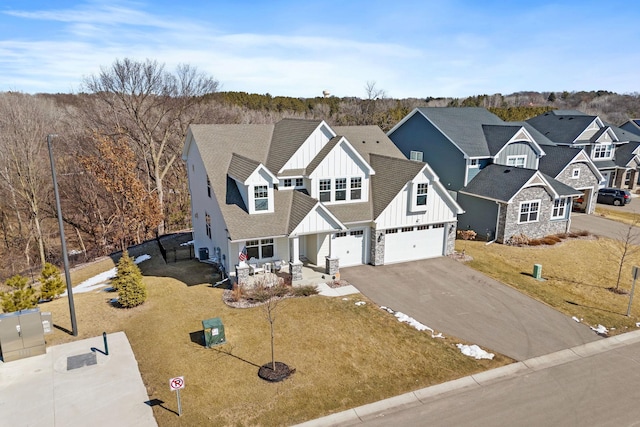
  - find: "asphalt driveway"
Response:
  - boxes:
[571,211,640,241]
[341,257,600,361]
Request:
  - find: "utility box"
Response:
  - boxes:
[533,264,543,280]
[199,247,209,261]
[0,308,46,362]
[202,317,225,348]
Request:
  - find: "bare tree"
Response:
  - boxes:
[364,81,387,100]
[0,93,61,269]
[82,58,219,234]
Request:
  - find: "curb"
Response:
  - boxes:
[294,329,640,426]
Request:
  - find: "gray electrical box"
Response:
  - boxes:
[0,308,47,362]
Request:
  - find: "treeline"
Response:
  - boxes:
[1,57,640,282]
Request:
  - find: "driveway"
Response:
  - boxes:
[341,257,599,361]
[571,212,640,241]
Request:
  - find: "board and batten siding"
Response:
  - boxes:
[308,143,370,202]
[495,142,539,169]
[456,193,499,241]
[281,124,334,171]
[375,179,458,230]
[289,206,341,236]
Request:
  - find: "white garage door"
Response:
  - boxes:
[384,225,445,264]
[332,229,366,267]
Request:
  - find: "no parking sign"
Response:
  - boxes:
[169,376,184,416]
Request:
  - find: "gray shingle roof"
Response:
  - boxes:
[334,125,405,159]
[369,154,425,218]
[416,107,505,157]
[265,119,323,173]
[228,153,261,183]
[306,136,341,175]
[613,141,640,167]
[527,112,597,143]
[537,145,583,177]
[461,164,579,202]
[482,125,520,156]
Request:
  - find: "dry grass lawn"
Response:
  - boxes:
[459,237,640,335]
[595,206,640,226]
[41,241,510,426]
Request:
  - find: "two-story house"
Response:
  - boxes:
[527,110,640,191]
[387,107,601,243]
[182,119,463,283]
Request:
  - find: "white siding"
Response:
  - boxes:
[290,206,342,236]
[375,174,458,229]
[281,124,334,171]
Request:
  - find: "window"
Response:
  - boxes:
[245,239,274,259]
[593,143,612,159]
[319,179,331,202]
[432,223,445,229]
[205,213,211,238]
[417,225,429,230]
[416,183,428,206]
[206,175,211,198]
[625,170,632,186]
[283,179,292,187]
[350,177,362,200]
[552,198,567,219]
[295,178,304,187]
[335,178,347,201]
[350,230,364,236]
[519,201,540,223]
[507,155,526,168]
[334,232,347,238]
[410,151,423,161]
[571,168,580,179]
[469,159,479,168]
[254,185,268,211]
[385,228,398,234]
[401,227,414,232]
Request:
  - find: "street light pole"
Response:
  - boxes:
[47,134,78,336]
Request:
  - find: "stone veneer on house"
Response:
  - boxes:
[554,162,599,214]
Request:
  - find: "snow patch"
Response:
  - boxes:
[381,306,444,338]
[355,301,366,306]
[180,240,194,246]
[456,343,495,360]
[590,324,609,335]
[62,254,151,295]
[572,316,580,323]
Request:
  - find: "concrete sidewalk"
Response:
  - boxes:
[295,329,640,427]
[0,331,156,427]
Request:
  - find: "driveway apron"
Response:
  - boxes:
[342,257,600,361]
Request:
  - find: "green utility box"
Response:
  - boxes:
[202,317,226,348]
[533,264,543,280]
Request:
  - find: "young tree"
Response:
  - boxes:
[112,251,147,308]
[82,58,219,235]
[39,262,66,301]
[1,274,39,313]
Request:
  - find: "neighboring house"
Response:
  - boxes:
[620,119,640,136]
[182,119,463,283]
[527,110,640,190]
[387,107,599,243]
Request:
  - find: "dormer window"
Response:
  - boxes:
[283,179,292,187]
[254,185,268,211]
[416,183,428,206]
[593,143,612,159]
[507,155,526,168]
[469,159,479,168]
[295,178,304,187]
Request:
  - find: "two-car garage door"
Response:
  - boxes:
[384,225,445,264]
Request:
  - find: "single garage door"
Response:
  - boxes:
[332,228,366,267]
[384,224,445,264]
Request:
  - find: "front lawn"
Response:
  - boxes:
[459,237,640,335]
[42,241,510,426]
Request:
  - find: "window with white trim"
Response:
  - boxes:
[551,198,568,219]
[410,151,423,161]
[295,178,304,187]
[335,178,347,201]
[432,223,445,228]
[283,178,292,187]
[401,226,414,232]
[593,143,612,159]
[469,159,479,168]
[319,179,331,202]
[350,230,364,236]
[571,168,580,179]
[519,200,540,223]
[416,183,428,206]
[625,170,632,186]
[334,232,347,238]
[507,155,527,168]
[246,238,274,259]
[417,225,429,230]
[350,177,362,200]
[385,228,398,234]
[254,186,268,211]
[205,212,211,238]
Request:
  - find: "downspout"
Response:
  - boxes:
[486,202,500,245]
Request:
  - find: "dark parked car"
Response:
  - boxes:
[597,188,632,206]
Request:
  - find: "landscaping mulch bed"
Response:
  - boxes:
[258,361,296,382]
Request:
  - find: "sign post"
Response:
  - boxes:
[169,376,185,416]
[628,266,639,317]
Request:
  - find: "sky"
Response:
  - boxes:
[1,0,639,99]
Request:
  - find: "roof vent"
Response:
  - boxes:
[376,140,379,143]
[362,140,366,143]
[504,169,511,174]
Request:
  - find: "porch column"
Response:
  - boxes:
[289,236,303,281]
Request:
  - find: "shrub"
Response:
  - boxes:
[292,285,319,297]
[230,283,244,302]
[114,251,147,308]
[506,233,530,246]
[39,262,66,301]
[1,275,39,312]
